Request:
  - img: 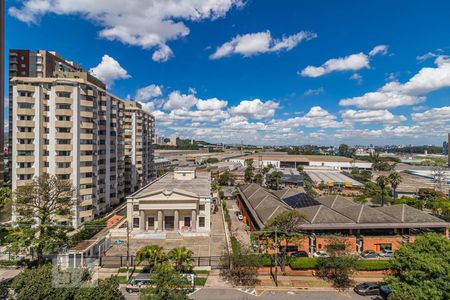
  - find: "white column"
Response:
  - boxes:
[139,210,145,231]
[158,210,163,231]
[174,210,179,230]
[191,210,196,231]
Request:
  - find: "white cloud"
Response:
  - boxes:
[164,90,199,110]
[303,87,324,96]
[10,0,242,62]
[140,100,164,113]
[210,30,316,59]
[270,106,342,129]
[341,109,406,124]
[340,55,450,109]
[300,53,369,77]
[416,51,439,62]
[411,106,450,123]
[196,98,228,111]
[229,99,279,119]
[369,45,388,56]
[89,55,131,87]
[135,84,163,102]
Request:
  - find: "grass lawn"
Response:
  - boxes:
[194,277,207,286]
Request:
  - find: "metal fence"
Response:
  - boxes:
[99,255,224,269]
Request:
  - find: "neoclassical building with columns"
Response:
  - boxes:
[126,168,211,237]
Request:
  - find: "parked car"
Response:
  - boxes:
[379,249,394,257]
[313,251,329,258]
[279,245,299,254]
[236,211,243,220]
[354,282,380,296]
[362,250,378,259]
[290,250,308,258]
[379,285,392,300]
[126,274,151,293]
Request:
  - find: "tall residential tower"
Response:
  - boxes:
[11,68,155,227]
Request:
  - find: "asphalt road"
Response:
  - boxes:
[190,288,374,300]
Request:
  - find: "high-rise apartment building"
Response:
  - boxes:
[0,0,5,184]
[448,133,450,167]
[8,50,84,181]
[11,70,155,228]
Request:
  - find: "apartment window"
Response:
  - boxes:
[57,116,71,121]
[56,128,71,133]
[18,127,33,132]
[17,162,33,168]
[56,92,71,98]
[133,218,140,228]
[44,105,49,112]
[18,103,33,109]
[57,162,71,168]
[18,139,33,144]
[44,139,49,145]
[44,161,49,167]
[56,151,71,156]
[57,174,70,180]
[57,139,71,145]
[199,204,205,211]
[57,104,71,110]
[19,91,33,97]
[18,115,33,121]
[199,217,205,228]
[44,117,49,122]
[18,174,33,180]
[133,205,139,211]
[44,128,49,133]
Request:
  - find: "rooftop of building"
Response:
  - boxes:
[128,169,211,199]
[237,185,449,230]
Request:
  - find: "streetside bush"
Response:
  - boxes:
[289,257,318,270]
[355,260,390,271]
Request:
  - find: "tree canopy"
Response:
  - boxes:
[386,233,450,300]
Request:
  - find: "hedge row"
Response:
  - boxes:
[290,257,390,271]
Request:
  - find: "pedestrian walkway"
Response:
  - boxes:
[204,269,232,288]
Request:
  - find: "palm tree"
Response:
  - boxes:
[136,245,166,268]
[168,246,194,272]
[388,171,402,200]
[369,151,381,171]
[376,175,390,207]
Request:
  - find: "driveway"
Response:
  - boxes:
[226,199,251,245]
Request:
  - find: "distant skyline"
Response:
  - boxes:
[5,0,450,146]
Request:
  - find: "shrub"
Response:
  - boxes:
[70,218,106,246]
[355,260,390,271]
[289,257,318,270]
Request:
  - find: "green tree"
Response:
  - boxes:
[9,173,74,264]
[74,277,122,300]
[264,210,304,273]
[386,233,450,300]
[12,264,77,300]
[220,239,260,286]
[0,184,12,222]
[140,261,191,300]
[296,165,304,173]
[206,158,219,164]
[393,196,424,210]
[244,159,254,183]
[168,246,193,273]
[268,171,283,190]
[316,238,357,290]
[136,245,167,268]
[388,171,402,199]
[376,175,390,207]
[218,170,231,186]
[253,173,263,185]
[338,144,350,157]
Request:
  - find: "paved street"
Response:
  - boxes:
[190,288,374,300]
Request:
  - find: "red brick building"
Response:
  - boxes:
[237,184,449,254]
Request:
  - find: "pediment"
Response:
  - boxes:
[135,188,199,201]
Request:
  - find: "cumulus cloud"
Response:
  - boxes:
[270,106,342,129]
[210,30,316,59]
[411,106,450,123]
[196,98,228,111]
[10,0,242,62]
[340,55,450,109]
[89,55,131,87]
[300,45,388,78]
[341,109,406,124]
[135,84,163,102]
[164,91,199,110]
[300,53,369,77]
[229,99,279,119]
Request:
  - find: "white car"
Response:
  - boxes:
[378,249,394,257]
[313,251,329,258]
[237,212,244,221]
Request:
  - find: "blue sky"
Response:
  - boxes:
[5,0,450,146]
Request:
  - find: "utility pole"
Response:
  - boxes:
[274,227,278,286]
[126,221,130,280]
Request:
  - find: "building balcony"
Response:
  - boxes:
[16,96,35,104]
